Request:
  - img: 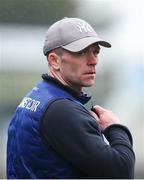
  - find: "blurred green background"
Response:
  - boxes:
[0,0,144,178]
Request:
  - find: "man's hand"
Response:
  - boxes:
[90,105,120,131]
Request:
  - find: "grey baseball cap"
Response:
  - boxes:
[43,17,111,55]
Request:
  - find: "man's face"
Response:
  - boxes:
[58,44,100,91]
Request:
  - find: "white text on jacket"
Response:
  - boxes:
[18,97,40,112]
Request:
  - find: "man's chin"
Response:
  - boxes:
[83,81,95,87]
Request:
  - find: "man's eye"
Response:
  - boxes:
[93,49,100,56]
[93,51,98,57]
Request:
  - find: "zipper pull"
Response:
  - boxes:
[91,100,96,112]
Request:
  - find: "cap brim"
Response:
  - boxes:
[62,36,111,52]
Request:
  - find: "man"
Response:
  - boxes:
[7,17,135,179]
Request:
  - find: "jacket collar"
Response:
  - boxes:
[42,73,91,104]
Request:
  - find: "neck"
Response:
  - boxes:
[48,70,82,93]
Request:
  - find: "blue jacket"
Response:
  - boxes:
[7,75,135,179]
[7,80,83,179]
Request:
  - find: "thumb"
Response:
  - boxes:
[94,105,106,115]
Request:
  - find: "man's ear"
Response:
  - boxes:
[48,52,60,70]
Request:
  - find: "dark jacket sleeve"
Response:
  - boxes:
[41,99,135,179]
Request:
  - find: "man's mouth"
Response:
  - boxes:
[84,71,96,75]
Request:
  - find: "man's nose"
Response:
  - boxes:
[87,53,98,65]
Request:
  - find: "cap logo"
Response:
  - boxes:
[76,22,93,33]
